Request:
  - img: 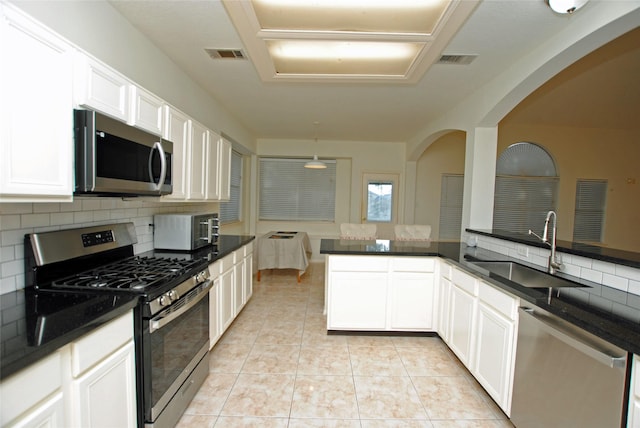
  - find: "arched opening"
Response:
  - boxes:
[493,142,559,234]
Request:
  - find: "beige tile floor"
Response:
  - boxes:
[177,262,513,428]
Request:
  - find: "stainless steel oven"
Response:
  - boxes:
[140,270,211,428]
[25,223,211,428]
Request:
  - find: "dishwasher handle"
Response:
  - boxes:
[519,307,627,369]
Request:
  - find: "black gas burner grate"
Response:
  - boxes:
[52,255,204,293]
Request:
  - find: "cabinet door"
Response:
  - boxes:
[74,53,129,121]
[438,275,452,342]
[71,341,136,428]
[209,278,222,349]
[162,106,190,200]
[328,271,388,330]
[474,301,515,413]
[243,251,253,303]
[233,255,244,316]
[448,283,476,366]
[7,392,64,428]
[189,121,208,200]
[219,267,235,331]
[389,272,435,330]
[218,137,232,201]
[129,86,163,135]
[205,134,222,200]
[0,5,73,202]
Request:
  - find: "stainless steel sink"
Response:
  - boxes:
[469,261,587,289]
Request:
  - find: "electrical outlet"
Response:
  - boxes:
[517,245,529,258]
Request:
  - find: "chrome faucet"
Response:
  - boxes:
[528,210,562,274]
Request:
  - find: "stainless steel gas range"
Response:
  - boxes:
[25,223,212,428]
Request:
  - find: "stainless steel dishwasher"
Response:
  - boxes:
[511,306,629,428]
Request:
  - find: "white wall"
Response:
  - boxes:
[256,138,407,259]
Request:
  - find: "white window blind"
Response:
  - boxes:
[573,179,607,243]
[439,174,464,240]
[220,150,242,223]
[259,158,336,221]
[493,176,559,234]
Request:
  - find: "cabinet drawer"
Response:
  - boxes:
[71,312,133,377]
[330,255,389,272]
[1,350,63,425]
[392,257,435,272]
[220,253,235,272]
[478,281,518,320]
[452,268,477,295]
[440,261,453,279]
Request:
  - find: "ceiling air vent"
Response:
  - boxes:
[437,54,477,65]
[205,48,246,59]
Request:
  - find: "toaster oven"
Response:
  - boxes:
[153,213,219,251]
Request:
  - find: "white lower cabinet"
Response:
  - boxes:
[71,341,136,428]
[219,253,235,332]
[329,270,389,329]
[0,311,136,428]
[440,263,518,416]
[447,268,478,366]
[628,355,640,427]
[209,242,254,348]
[438,261,453,343]
[209,275,222,348]
[473,280,518,415]
[389,258,436,330]
[326,255,437,331]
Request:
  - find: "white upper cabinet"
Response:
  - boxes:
[0,4,74,202]
[73,53,129,122]
[162,106,191,200]
[189,120,209,200]
[218,137,232,201]
[129,86,164,135]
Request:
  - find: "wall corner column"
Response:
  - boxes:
[461,127,498,237]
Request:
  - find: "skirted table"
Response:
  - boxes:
[257,231,312,283]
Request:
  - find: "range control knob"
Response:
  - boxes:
[159,294,172,307]
[168,290,179,301]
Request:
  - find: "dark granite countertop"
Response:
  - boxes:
[0,290,138,380]
[0,234,254,382]
[467,228,640,269]
[320,238,640,355]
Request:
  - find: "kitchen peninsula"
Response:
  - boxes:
[321,237,640,421]
[320,238,640,354]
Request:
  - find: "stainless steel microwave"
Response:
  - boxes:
[153,213,219,251]
[74,109,173,196]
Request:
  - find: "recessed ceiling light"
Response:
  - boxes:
[222,0,480,83]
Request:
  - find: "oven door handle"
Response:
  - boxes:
[149,279,212,333]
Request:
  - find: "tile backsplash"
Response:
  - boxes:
[470,233,640,296]
[0,198,218,295]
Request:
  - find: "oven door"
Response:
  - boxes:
[142,280,211,427]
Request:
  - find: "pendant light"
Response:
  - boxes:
[305,121,327,169]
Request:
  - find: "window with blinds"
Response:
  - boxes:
[439,174,464,240]
[493,142,559,234]
[220,150,243,223]
[259,158,336,221]
[573,179,607,243]
[494,176,559,233]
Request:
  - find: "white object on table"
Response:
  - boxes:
[257,231,312,282]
